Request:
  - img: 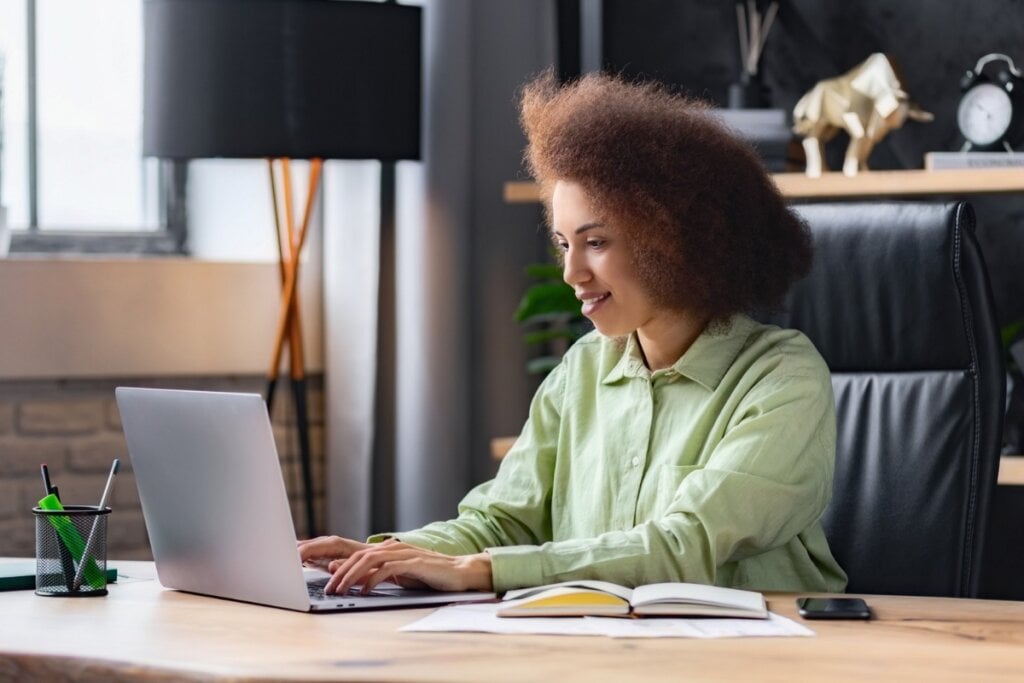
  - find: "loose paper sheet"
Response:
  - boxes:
[400,602,814,639]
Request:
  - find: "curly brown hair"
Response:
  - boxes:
[519,70,811,324]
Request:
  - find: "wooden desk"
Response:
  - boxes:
[1,561,1023,682]
[504,168,1024,203]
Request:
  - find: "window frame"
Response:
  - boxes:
[6,0,188,256]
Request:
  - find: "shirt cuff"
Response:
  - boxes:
[486,545,546,593]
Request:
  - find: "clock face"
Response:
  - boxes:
[957,83,1014,146]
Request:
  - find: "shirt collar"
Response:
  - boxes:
[601,314,757,390]
[602,334,647,385]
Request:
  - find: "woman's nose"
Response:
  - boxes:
[562,249,589,286]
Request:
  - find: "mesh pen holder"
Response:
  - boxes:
[32,505,111,597]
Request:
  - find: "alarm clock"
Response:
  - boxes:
[957,53,1024,152]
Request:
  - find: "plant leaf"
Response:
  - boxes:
[519,311,576,327]
[525,263,563,280]
[526,356,562,375]
[523,328,579,346]
[515,281,581,322]
[1002,320,1024,351]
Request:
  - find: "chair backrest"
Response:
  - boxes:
[761,201,1004,598]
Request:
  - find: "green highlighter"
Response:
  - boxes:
[37,493,106,590]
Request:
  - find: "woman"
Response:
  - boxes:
[299,71,847,596]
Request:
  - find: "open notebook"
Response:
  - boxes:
[498,580,767,618]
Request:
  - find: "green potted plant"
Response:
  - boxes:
[1003,319,1024,454]
[514,259,589,375]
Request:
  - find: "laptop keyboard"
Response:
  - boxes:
[306,577,436,601]
[307,577,398,600]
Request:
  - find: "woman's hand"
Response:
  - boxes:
[321,538,493,595]
[297,535,373,572]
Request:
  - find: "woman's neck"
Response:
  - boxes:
[635,309,711,371]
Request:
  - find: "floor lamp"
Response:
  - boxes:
[142,0,422,538]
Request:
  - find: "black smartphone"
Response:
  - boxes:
[796,597,871,620]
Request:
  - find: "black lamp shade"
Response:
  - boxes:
[143,0,421,161]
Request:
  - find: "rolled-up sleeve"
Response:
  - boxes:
[370,362,566,566]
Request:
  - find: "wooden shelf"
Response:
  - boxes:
[504,168,1024,203]
[504,181,543,203]
[775,168,1024,199]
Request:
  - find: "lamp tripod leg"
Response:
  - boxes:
[266,158,323,539]
[291,377,316,538]
[266,377,279,418]
[266,158,288,419]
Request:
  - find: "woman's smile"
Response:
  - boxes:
[578,291,611,316]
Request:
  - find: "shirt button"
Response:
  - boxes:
[631,456,640,467]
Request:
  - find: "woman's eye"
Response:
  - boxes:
[587,239,605,249]
[556,241,569,251]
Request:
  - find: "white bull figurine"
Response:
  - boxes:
[793,53,933,177]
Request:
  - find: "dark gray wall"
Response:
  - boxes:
[601,0,1024,328]
[466,4,554,486]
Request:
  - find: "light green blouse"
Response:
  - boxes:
[382,315,848,594]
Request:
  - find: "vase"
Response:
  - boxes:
[728,74,771,109]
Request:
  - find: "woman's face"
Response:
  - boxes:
[551,180,659,338]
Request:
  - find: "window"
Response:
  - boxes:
[0,0,184,254]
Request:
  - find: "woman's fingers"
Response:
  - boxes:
[361,559,420,592]
[319,539,394,584]
[325,545,404,595]
[297,535,369,566]
[302,539,492,596]
[323,542,481,595]
[296,536,339,563]
[303,557,332,571]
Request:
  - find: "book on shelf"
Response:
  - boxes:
[497,579,768,619]
[924,151,1024,171]
[712,108,792,173]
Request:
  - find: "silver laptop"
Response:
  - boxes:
[115,387,495,612]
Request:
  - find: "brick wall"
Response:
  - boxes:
[0,376,325,560]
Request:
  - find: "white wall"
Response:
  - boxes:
[0,257,323,379]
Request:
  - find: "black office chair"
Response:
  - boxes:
[762,201,1004,598]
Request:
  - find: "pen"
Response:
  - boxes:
[40,463,62,500]
[73,459,120,591]
[40,464,54,496]
[39,462,60,499]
